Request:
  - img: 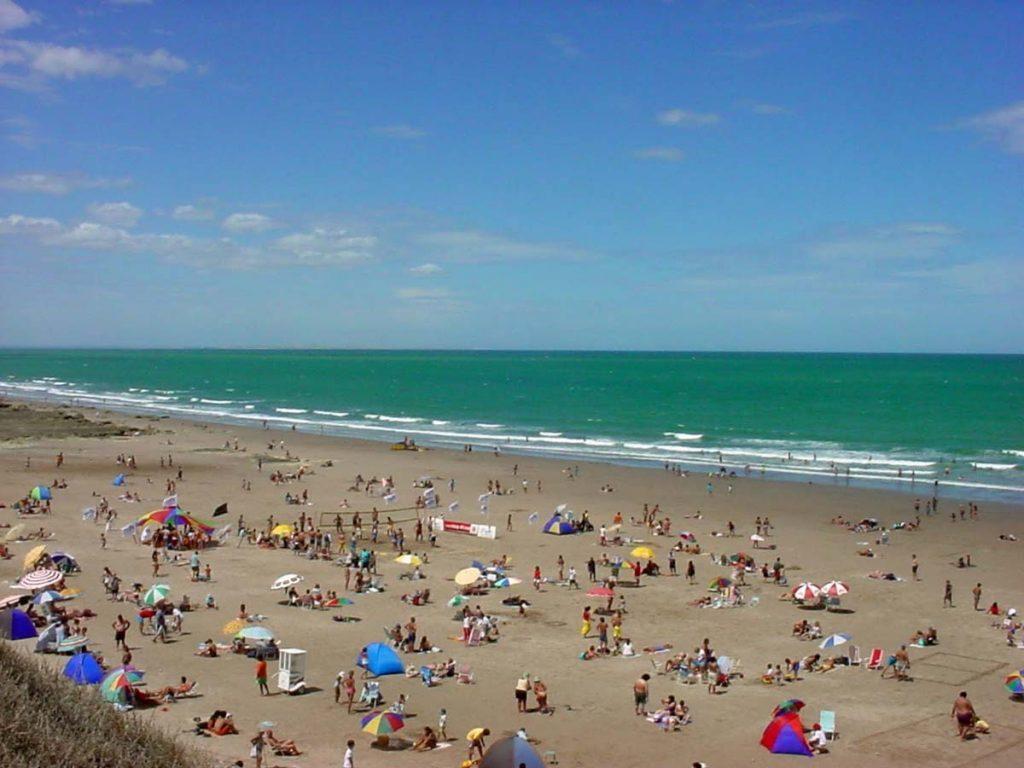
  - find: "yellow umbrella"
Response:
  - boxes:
[454,567,482,586]
[222,618,247,636]
[394,554,422,567]
[23,544,47,571]
[630,545,655,560]
[271,524,293,537]
[4,524,26,543]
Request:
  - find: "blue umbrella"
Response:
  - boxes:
[0,609,38,640]
[480,735,546,768]
[113,474,126,487]
[29,486,52,501]
[63,652,104,685]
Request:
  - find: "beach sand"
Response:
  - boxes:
[2,401,1023,768]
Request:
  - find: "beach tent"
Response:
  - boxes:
[29,486,52,501]
[480,735,546,768]
[761,711,814,757]
[112,474,126,486]
[542,514,575,535]
[0,609,38,640]
[361,642,403,677]
[51,551,80,572]
[63,652,104,685]
[1005,669,1024,697]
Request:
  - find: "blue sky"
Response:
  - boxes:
[0,0,1021,351]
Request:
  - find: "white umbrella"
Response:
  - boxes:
[791,582,822,601]
[16,569,63,590]
[750,534,765,542]
[454,567,482,586]
[819,633,851,650]
[821,580,850,598]
[271,573,304,591]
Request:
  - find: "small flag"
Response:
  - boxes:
[162,495,178,508]
[213,503,229,517]
[448,501,459,513]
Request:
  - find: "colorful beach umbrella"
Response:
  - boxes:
[58,636,89,653]
[271,573,303,591]
[542,515,575,535]
[394,554,423,567]
[0,609,38,640]
[792,583,822,602]
[821,580,850,598]
[22,544,48,571]
[630,546,656,560]
[1004,670,1024,697]
[271,524,294,537]
[678,531,696,541]
[100,667,144,703]
[17,569,63,591]
[235,625,275,642]
[480,735,546,768]
[138,506,214,534]
[587,586,615,598]
[761,711,813,757]
[32,589,65,605]
[772,699,806,717]
[29,486,52,501]
[360,710,405,736]
[0,595,26,609]
[143,584,171,606]
[454,567,482,586]
[708,576,733,592]
[63,652,104,685]
[819,632,852,650]
[222,618,247,635]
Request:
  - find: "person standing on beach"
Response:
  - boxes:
[256,656,269,696]
[686,560,696,584]
[944,580,954,608]
[912,555,919,581]
[634,673,650,715]
[972,583,982,611]
[342,738,356,768]
[951,692,976,740]
[587,557,597,582]
[581,606,592,637]
[515,673,531,713]
[113,614,129,651]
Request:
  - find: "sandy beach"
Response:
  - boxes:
[2,400,1023,768]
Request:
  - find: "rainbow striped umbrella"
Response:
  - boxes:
[100,667,144,703]
[708,576,733,592]
[138,506,214,534]
[1005,669,1024,697]
[361,710,405,735]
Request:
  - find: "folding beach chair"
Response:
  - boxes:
[456,664,474,684]
[865,648,883,670]
[819,710,838,740]
[847,645,862,666]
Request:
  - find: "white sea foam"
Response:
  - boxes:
[664,432,703,441]
[377,415,422,423]
[1002,450,1024,458]
[431,420,450,425]
[275,408,307,414]
[313,410,350,418]
[972,462,1017,471]
[539,432,563,437]
[476,423,504,429]
[200,399,233,405]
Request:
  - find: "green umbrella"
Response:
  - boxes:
[143,584,170,606]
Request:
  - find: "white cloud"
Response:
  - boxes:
[633,146,685,162]
[657,108,720,127]
[0,40,188,89]
[372,124,426,140]
[49,221,133,249]
[0,213,61,235]
[272,227,376,266]
[546,33,581,59]
[955,101,1024,156]
[222,212,276,233]
[0,0,34,33]
[172,203,214,221]
[87,201,142,227]
[0,172,131,195]
[417,229,590,263]
[409,262,443,275]
[396,286,452,301]
[809,222,960,262]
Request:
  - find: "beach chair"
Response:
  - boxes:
[819,710,838,740]
[865,648,883,670]
[650,658,665,676]
[847,645,862,666]
[456,664,474,684]
[543,750,559,765]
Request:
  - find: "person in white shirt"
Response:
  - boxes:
[808,724,828,753]
[342,738,355,767]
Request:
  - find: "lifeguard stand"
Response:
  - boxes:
[277,648,307,694]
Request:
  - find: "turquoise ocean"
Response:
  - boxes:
[1,350,1022,501]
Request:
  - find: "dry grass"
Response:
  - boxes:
[0,643,209,768]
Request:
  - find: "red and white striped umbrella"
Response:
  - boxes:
[17,569,63,591]
[821,580,850,598]
[791,582,822,601]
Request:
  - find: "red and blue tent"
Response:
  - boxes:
[761,711,813,757]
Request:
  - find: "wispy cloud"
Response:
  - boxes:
[751,11,851,30]
[1,114,39,147]
[952,101,1024,156]
[222,212,277,233]
[0,172,131,194]
[0,0,35,33]
[417,229,591,263]
[272,227,376,267]
[545,33,581,59]
[0,39,188,91]
[372,124,426,140]
[657,108,720,127]
[0,213,61,235]
[633,146,685,163]
[808,222,960,262]
[409,262,443,275]
[172,203,215,221]
[87,201,143,227]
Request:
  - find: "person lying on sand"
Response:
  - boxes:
[263,729,301,755]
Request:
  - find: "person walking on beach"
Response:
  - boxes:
[944,580,954,608]
[256,656,269,696]
[634,673,650,715]
[686,559,696,584]
[972,583,983,611]
[587,556,597,582]
[342,738,356,768]
[912,555,919,581]
[567,565,579,589]
[515,673,532,713]
[951,692,977,740]
[152,606,167,643]
[113,614,129,651]
[581,606,592,637]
